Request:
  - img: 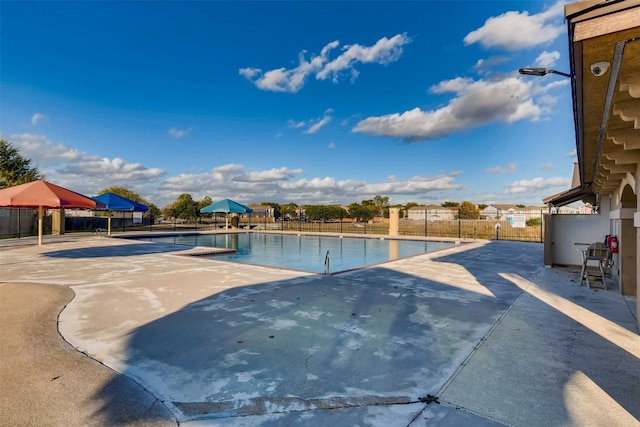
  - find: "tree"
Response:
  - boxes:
[172,193,198,219]
[441,201,459,207]
[477,203,488,210]
[305,205,346,222]
[0,139,44,188]
[281,203,299,220]
[347,202,375,222]
[458,201,480,219]
[372,195,390,218]
[98,186,160,219]
[198,196,213,211]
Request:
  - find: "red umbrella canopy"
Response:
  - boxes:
[0,180,98,209]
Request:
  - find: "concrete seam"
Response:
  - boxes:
[623,297,640,333]
[411,400,515,427]
[415,267,543,425]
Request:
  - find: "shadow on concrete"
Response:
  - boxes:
[42,242,192,258]
[430,241,640,425]
[83,241,639,425]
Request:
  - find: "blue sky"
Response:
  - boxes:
[0,1,577,208]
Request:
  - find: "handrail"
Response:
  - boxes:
[324,250,330,275]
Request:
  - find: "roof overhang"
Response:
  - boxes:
[543,185,597,207]
[566,0,640,196]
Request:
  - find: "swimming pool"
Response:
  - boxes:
[139,233,456,274]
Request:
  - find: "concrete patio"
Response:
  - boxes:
[0,233,638,426]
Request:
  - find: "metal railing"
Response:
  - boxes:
[1,209,549,243]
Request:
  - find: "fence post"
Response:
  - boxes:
[540,209,543,243]
[458,219,461,238]
[424,209,427,237]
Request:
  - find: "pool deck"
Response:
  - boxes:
[1,233,638,426]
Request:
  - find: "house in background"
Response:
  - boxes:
[542,0,639,326]
[406,205,458,221]
[480,204,548,220]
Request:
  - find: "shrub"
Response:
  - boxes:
[526,217,542,227]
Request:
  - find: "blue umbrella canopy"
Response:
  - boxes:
[200,198,253,214]
[93,193,149,212]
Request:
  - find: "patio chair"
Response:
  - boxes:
[579,242,611,289]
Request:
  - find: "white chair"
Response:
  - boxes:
[580,242,611,289]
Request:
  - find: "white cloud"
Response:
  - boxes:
[504,176,570,194]
[353,77,540,142]
[464,1,565,50]
[305,117,331,134]
[3,133,165,197]
[235,167,304,183]
[238,68,261,80]
[240,34,410,93]
[31,113,48,125]
[566,149,577,157]
[1,134,464,208]
[4,133,83,165]
[539,163,554,170]
[287,120,306,129]
[485,162,517,174]
[328,142,336,149]
[473,56,508,74]
[534,50,561,68]
[316,34,411,83]
[157,164,465,207]
[169,127,191,139]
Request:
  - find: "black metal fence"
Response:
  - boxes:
[0,208,51,239]
[1,209,546,243]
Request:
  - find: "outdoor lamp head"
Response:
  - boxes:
[519,67,548,76]
[519,67,571,78]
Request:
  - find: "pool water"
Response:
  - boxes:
[142,233,456,274]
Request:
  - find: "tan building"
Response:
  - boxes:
[543,1,639,325]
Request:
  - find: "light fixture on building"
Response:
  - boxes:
[519,67,571,78]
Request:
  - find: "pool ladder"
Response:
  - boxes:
[324,251,330,275]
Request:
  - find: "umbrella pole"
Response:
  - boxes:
[38,205,43,246]
[225,214,229,229]
[108,213,112,236]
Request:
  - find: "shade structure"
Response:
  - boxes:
[200,199,253,214]
[92,193,149,236]
[0,180,98,245]
[200,199,253,229]
[92,193,149,212]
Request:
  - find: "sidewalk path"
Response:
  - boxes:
[0,281,177,426]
